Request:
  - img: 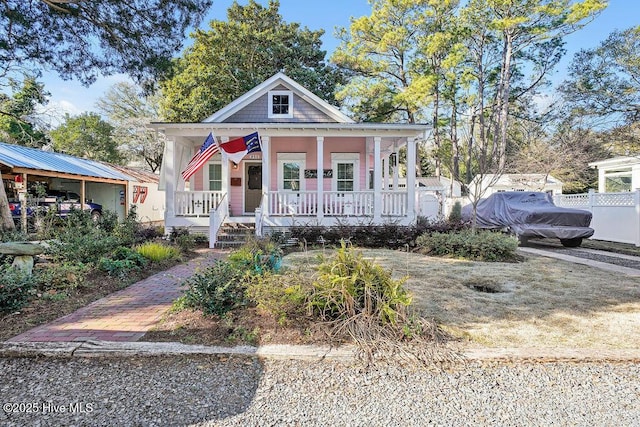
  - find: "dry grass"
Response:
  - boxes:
[284,248,640,349]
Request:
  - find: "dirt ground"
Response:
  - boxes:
[147,247,640,350]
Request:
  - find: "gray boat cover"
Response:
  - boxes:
[462,192,594,239]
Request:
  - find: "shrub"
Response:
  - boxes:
[48,230,120,264]
[289,218,469,249]
[34,262,89,292]
[136,242,180,262]
[98,246,148,278]
[308,242,412,325]
[228,238,282,274]
[169,227,196,251]
[182,260,247,316]
[245,272,310,325]
[416,229,518,262]
[0,264,36,313]
[448,201,462,222]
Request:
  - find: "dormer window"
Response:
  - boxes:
[268,90,293,118]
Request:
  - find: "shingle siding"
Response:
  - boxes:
[224,91,337,124]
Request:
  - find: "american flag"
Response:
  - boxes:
[181,133,219,181]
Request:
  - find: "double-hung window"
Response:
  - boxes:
[207,163,222,191]
[277,153,306,191]
[331,153,360,192]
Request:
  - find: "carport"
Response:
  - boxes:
[0,142,132,229]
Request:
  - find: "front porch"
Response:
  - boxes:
[171,188,416,246]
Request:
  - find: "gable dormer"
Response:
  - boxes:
[202,73,353,125]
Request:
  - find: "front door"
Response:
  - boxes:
[244,163,262,214]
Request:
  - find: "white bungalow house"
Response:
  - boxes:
[153,73,428,246]
[470,173,564,197]
[589,156,640,192]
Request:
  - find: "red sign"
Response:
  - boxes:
[133,186,148,204]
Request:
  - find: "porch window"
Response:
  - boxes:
[277,153,306,191]
[268,90,293,118]
[331,153,360,192]
[336,163,354,191]
[207,163,222,191]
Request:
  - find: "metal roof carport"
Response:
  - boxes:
[0,142,132,228]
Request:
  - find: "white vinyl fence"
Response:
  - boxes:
[554,190,640,246]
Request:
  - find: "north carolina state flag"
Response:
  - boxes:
[219,132,261,164]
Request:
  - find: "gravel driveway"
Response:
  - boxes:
[1,355,639,426]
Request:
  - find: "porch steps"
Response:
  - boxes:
[215,222,255,248]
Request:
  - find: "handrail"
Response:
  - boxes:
[209,193,228,248]
[255,193,267,238]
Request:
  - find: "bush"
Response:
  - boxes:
[34,262,89,292]
[136,242,180,262]
[169,227,197,251]
[415,229,518,262]
[245,272,310,325]
[48,230,120,264]
[289,218,469,249]
[98,246,148,278]
[308,242,412,325]
[448,201,462,222]
[0,264,36,313]
[182,260,247,316]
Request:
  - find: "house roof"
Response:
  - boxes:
[589,156,640,169]
[202,72,355,124]
[0,141,152,182]
[475,173,563,187]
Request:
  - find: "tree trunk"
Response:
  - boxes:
[497,33,514,170]
[0,180,17,232]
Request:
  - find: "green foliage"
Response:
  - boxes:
[136,242,180,262]
[289,218,466,249]
[48,230,120,265]
[228,237,282,274]
[416,229,518,262]
[561,25,639,127]
[98,246,148,278]
[169,227,197,251]
[50,112,123,164]
[2,0,213,87]
[0,76,49,148]
[181,238,283,316]
[448,201,462,222]
[245,272,310,325]
[0,264,36,313]
[34,262,89,292]
[308,242,412,326]
[182,260,247,316]
[160,0,345,122]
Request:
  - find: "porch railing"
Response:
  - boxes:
[323,191,373,216]
[175,191,225,217]
[269,191,318,216]
[266,190,408,217]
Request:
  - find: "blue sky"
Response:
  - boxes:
[39,0,639,123]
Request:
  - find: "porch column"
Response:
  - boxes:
[373,137,382,221]
[261,136,270,215]
[165,138,176,217]
[383,154,390,191]
[220,136,229,197]
[365,141,371,190]
[393,146,399,190]
[407,137,417,219]
[316,136,324,220]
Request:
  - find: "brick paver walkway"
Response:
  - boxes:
[8,249,225,343]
